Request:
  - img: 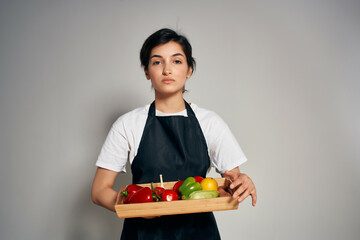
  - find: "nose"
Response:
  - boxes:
[162,62,171,75]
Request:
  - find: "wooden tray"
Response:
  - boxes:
[115,178,239,218]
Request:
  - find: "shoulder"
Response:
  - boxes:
[190,103,226,127]
[111,104,149,132]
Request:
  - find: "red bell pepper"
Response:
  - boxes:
[173,180,184,196]
[122,184,143,204]
[194,176,204,183]
[128,187,154,204]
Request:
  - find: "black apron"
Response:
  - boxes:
[121,100,221,240]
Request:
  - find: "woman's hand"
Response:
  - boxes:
[222,167,257,206]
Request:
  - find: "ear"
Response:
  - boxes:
[186,66,193,79]
[144,68,150,80]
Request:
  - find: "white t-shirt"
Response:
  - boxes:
[96,103,247,174]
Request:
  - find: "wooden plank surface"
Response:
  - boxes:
[115,178,239,218]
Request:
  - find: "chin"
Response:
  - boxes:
[155,88,183,96]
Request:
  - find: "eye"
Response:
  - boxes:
[152,60,161,65]
[174,60,182,64]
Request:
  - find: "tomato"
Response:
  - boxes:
[173,180,184,196]
[193,176,204,183]
[200,177,218,191]
[161,190,179,201]
[128,187,154,204]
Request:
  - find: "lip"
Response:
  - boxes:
[162,78,175,84]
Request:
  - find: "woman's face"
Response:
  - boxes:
[145,41,192,97]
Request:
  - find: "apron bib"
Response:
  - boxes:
[121,100,221,240]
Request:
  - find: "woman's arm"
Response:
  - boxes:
[222,167,257,206]
[91,167,119,212]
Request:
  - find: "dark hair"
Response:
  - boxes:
[140,28,196,74]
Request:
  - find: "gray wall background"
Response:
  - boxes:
[1,0,359,239]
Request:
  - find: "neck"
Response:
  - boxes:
[154,91,185,113]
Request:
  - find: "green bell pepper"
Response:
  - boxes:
[179,177,196,195]
[181,182,202,199]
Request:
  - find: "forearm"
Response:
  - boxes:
[91,167,119,212]
[92,186,118,212]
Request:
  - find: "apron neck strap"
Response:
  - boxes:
[148,100,195,117]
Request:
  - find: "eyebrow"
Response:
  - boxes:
[150,53,185,59]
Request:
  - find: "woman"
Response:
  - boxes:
[92,28,257,240]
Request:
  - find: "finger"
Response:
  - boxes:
[234,180,253,199]
[230,174,248,189]
[233,181,254,200]
[232,183,247,199]
[251,191,257,206]
[237,187,256,206]
[229,179,242,190]
[237,189,251,203]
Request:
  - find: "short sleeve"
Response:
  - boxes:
[194,106,247,174]
[207,116,247,174]
[96,124,129,173]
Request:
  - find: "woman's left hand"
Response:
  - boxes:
[223,167,257,206]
